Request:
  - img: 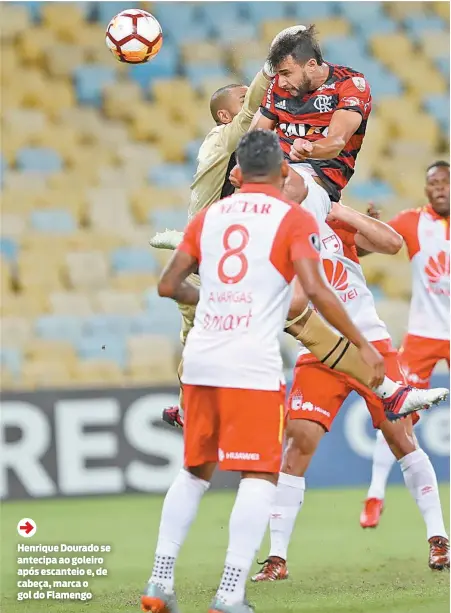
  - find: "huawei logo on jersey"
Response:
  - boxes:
[425,251,450,282]
[324,259,348,291]
[424,251,450,296]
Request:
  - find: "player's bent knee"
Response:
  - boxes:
[380,420,417,460]
[186,462,216,482]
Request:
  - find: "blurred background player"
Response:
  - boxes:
[142,129,385,613]
[361,162,450,534]
[252,201,449,584]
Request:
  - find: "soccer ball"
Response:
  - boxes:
[105,9,163,64]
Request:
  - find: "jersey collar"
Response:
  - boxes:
[425,203,450,224]
[239,183,284,200]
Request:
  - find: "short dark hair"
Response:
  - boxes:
[427,160,450,173]
[210,83,243,123]
[236,129,283,180]
[268,25,323,70]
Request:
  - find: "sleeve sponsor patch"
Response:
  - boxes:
[341,96,361,107]
[351,77,366,92]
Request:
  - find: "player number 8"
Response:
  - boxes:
[218,224,249,284]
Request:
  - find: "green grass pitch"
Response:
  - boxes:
[1,485,449,613]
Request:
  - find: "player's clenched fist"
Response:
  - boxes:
[289,138,314,162]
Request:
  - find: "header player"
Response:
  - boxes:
[141,130,389,613]
[252,25,371,225]
[361,162,450,554]
[252,201,449,583]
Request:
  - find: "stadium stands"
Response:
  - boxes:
[1,1,449,389]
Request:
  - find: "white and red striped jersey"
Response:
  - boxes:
[297,218,390,362]
[389,205,450,341]
[178,183,321,390]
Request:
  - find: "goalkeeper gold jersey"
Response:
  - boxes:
[187,70,270,220]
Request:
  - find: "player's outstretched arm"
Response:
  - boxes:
[293,256,385,387]
[328,202,403,255]
[220,72,272,154]
[158,250,199,305]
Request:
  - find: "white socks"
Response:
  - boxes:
[269,473,305,561]
[216,478,276,606]
[367,430,396,500]
[150,469,210,593]
[373,377,400,399]
[399,449,448,540]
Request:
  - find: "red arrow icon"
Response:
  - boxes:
[19,521,34,535]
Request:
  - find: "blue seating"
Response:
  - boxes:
[185,139,204,165]
[96,1,143,23]
[1,348,22,376]
[323,37,370,67]
[128,45,179,88]
[435,57,450,80]
[0,154,7,180]
[35,316,84,343]
[149,209,187,232]
[355,58,402,96]
[352,16,397,37]
[139,292,181,339]
[0,237,18,263]
[148,163,193,187]
[15,1,42,22]
[153,3,209,42]
[84,314,132,338]
[73,65,116,106]
[404,15,445,40]
[423,94,450,132]
[244,2,290,22]
[130,312,181,341]
[337,1,384,22]
[111,247,159,274]
[76,336,127,368]
[200,2,246,26]
[291,1,337,19]
[153,1,200,28]
[31,209,76,233]
[212,20,257,43]
[16,147,62,174]
[348,180,395,201]
[185,63,229,88]
[241,59,264,84]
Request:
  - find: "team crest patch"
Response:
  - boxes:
[352,77,366,92]
[322,234,340,253]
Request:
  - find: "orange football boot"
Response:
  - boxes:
[251,557,288,582]
[360,498,384,528]
[428,536,450,570]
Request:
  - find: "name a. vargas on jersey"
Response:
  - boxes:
[208,291,253,303]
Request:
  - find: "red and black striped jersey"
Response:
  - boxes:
[260,63,372,202]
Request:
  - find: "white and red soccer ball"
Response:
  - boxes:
[105,9,163,64]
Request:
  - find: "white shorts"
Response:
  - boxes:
[290,163,332,224]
